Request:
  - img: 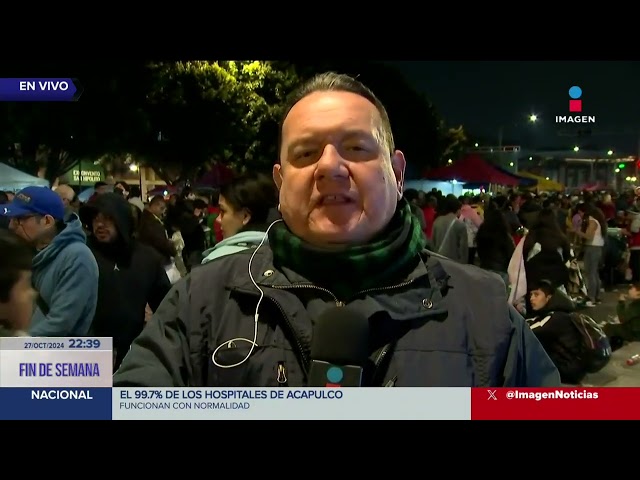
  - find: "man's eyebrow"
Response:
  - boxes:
[286,130,376,150]
[287,136,317,152]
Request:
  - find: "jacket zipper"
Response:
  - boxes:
[271,284,346,306]
[373,343,393,386]
[375,344,391,368]
[270,279,416,306]
[266,296,310,376]
[277,361,288,386]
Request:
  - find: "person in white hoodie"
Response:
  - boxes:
[201,172,277,265]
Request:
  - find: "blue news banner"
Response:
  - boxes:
[0,337,112,420]
[0,78,83,102]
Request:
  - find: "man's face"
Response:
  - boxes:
[274,91,405,246]
[56,187,74,207]
[114,184,128,198]
[9,214,53,245]
[0,270,35,332]
[149,201,166,217]
[96,185,109,195]
[92,212,118,243]
[529,289,551,311]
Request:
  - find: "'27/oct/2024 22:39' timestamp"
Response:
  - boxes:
[22,339,102,349]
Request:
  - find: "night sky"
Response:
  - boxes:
[386,61,640,155]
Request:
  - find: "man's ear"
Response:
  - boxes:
[391,150,406,198]
[273,164,283,191]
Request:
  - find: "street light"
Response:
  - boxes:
[573,146,580,152]
[607,150,614,156]
[496,113,540,160]
[129,163,142,192]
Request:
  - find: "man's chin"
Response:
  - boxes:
[306,222,367,247]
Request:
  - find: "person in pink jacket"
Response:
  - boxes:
[459,196,483,264]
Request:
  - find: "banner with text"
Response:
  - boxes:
[471,387,640,420]
[0,337,112,420]
[2,339,640,422]
[112,387,471,420]
[0,78,84,102]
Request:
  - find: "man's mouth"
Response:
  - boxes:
[319,194,354,206]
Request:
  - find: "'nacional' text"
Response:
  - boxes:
[31,389,94,400]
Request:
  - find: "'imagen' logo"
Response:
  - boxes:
[556,85,595,124]
[569,86,582,112]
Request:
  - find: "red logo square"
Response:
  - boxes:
[569,99,582,112]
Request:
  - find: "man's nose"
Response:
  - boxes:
[315,145,348,180]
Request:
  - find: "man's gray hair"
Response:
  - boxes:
[278,72,395,160]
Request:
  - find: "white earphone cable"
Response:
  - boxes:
[211,218,283,369]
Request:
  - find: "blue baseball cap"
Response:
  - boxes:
[0,186,65,221]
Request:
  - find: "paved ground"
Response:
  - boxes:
[578,286,640,387]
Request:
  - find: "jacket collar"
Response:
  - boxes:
[230,245,450,303]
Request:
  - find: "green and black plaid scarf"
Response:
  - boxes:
[269,200,426,300]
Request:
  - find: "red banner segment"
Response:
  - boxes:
[471,388,640,420]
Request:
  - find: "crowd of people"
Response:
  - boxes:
[0,172,278,369]
[1,71,639,389]
[402,187,640,383]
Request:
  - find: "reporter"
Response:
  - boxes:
[114,72,560,388]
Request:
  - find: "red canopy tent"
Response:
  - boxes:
[423,154,520,186]
[580,182,607,192]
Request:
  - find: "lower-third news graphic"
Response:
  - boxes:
[0,337,112,420]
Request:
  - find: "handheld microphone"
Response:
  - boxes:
[308,307,370,387]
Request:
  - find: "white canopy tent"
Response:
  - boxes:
[0,162,49,191]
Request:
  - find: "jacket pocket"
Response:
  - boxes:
[208,341,264,386]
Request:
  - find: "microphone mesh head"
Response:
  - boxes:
[310,307,370,366]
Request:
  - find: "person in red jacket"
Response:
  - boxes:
[421,196,437,240]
